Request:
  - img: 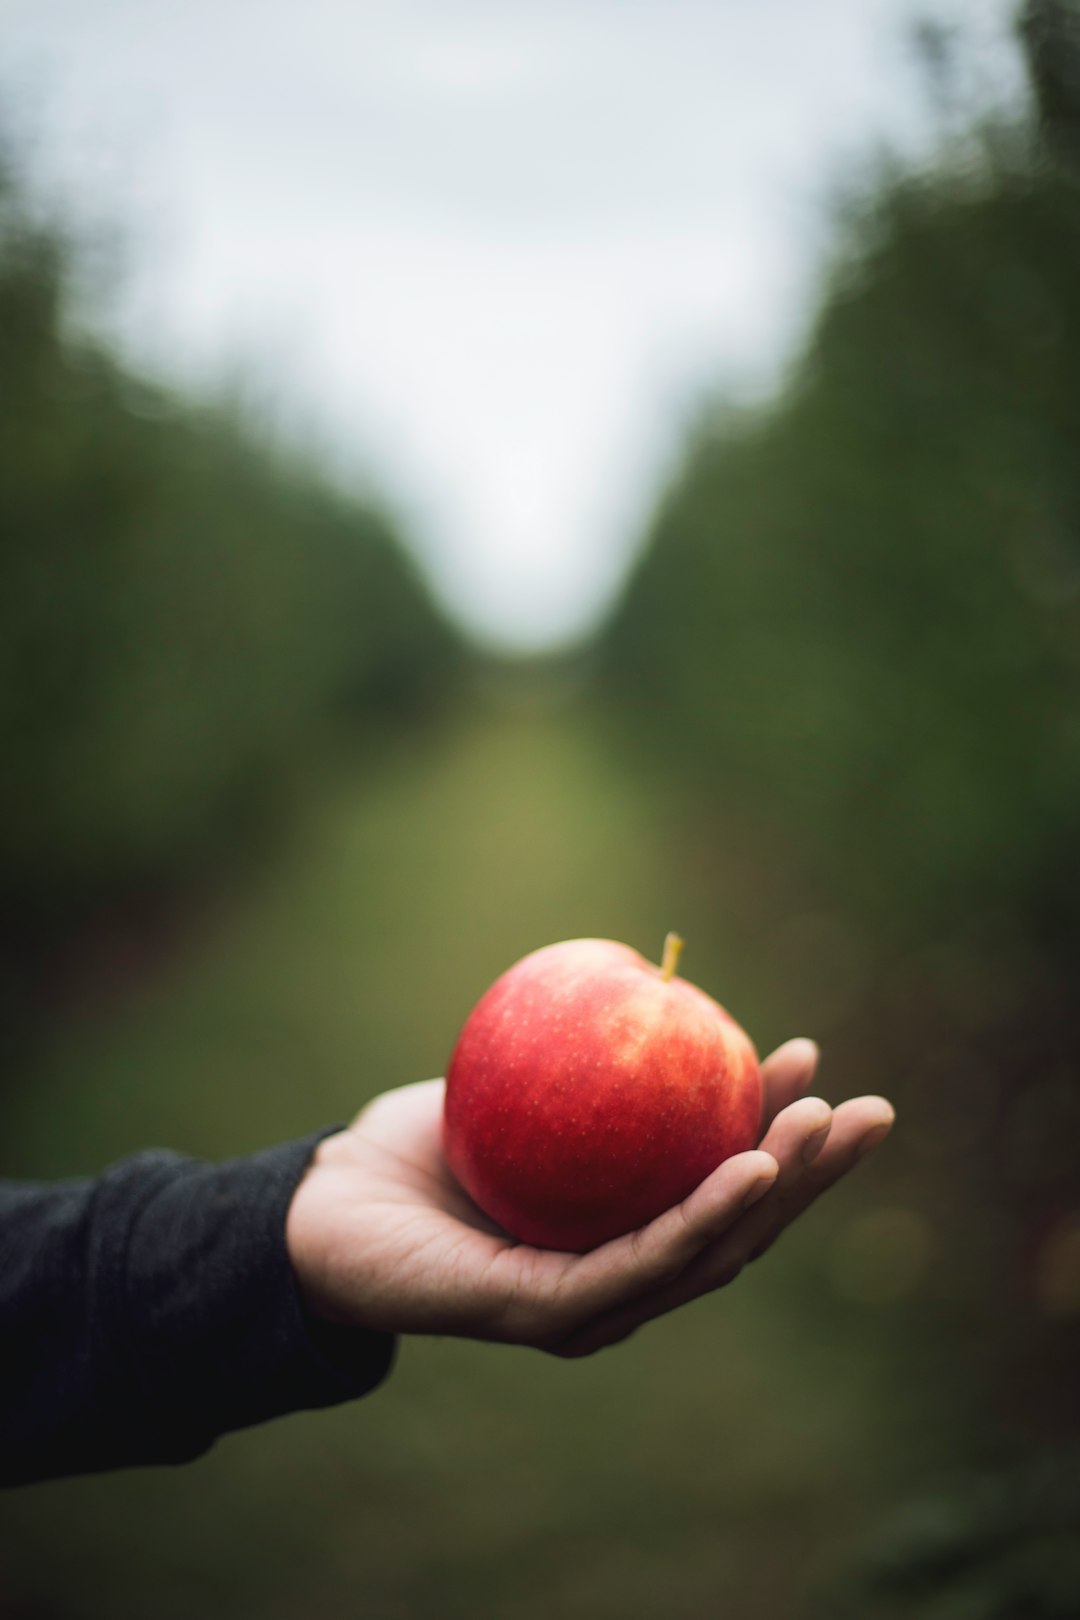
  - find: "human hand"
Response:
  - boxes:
[286,1040,893,1357]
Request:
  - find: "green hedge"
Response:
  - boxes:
[0,155,459,900]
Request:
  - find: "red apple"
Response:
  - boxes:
[443,934,762,1252]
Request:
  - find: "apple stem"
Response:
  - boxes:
[660,932,684,981]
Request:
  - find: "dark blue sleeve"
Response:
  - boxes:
[0,1132,396,1486]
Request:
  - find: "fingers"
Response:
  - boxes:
[760,1038,820,1131]
[551,1093,892,1358]
[757,1093,832,1168]
[738,1095,895,1264]
[533,1097,828,1347]
[530,1148,780,1336]
[721,1092,838,1264]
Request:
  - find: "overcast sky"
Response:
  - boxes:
[2,0,1022,647]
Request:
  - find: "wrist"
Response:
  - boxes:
[285,1131,352,1326]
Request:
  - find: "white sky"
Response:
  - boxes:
[1,0,1022,648]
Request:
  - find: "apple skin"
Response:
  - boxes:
[442,938,762,1253]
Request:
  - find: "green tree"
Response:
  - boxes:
[0,144,459,911]
[603,123,1080,947]
[600,88,1080,1571]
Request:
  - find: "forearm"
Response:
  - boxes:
[0,1135,395,1487]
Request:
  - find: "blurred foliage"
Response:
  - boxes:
[1022,0,1080,165]
[0,144,458,921]
[602,124,1080,949]
[819,1450,1080,1620]
[600,36,1080,1617]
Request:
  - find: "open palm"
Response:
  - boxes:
[286,1039,893,1358]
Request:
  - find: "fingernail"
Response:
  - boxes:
[856,1121,893,1159]
[741,1172,776,1211]
[802,1123,831,1164]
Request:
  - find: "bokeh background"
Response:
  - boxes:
[2,1,1080,1616]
